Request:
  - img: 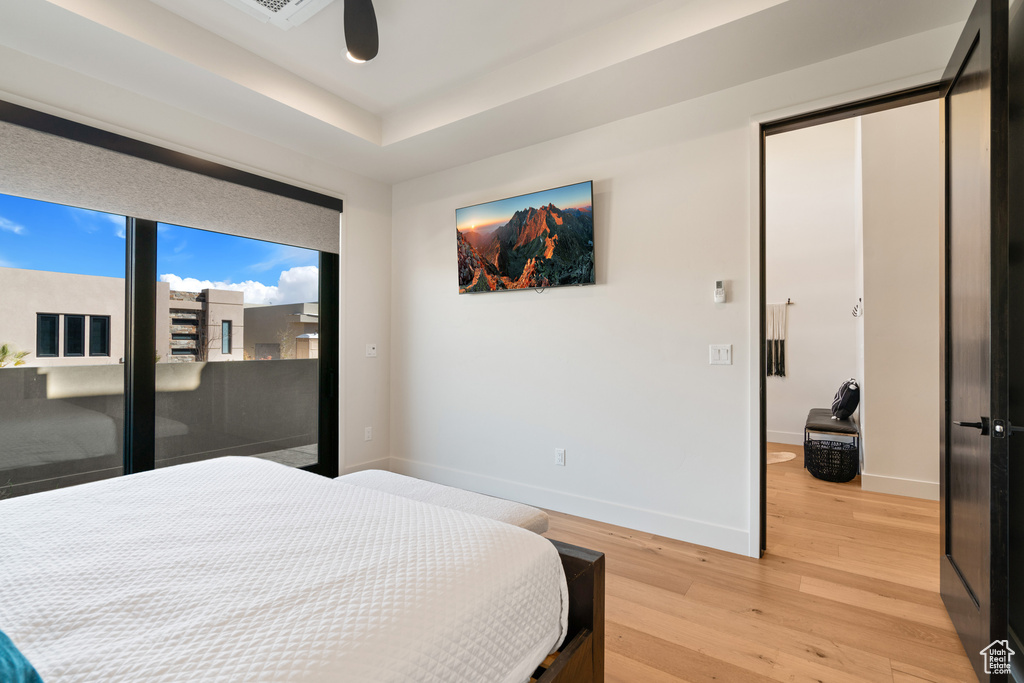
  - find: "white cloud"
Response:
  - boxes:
[106,214,127,238]
[68,208,124,235]
[159,265,319,305]
[275,266,319,304]
[0,216,26,235]
[249,245,314,272]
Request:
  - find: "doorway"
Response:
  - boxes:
[757,4,1024,679]
[764,102,945,497]
[758,85,944,554]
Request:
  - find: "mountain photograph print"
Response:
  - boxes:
[456,181,594,293]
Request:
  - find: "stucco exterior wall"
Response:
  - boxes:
[0,267,126,367]
[243,303,318,360]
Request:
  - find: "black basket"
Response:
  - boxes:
[804,436,858,483]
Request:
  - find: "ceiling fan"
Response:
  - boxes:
[344,0,378,63]
[220,0,379,63]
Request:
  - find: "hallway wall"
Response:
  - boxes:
[765,119,861,444]
[860,100,942,500]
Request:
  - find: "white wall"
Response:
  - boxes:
[0,49,393,476]
[853,119,866,471]
[860,101,942,499]
[392,26,960,556]
[765,120,861,445]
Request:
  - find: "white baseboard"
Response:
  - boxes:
[767,430,803,446]
[860,472,939,501]
[342,457,391,475]
[390,458,751,556]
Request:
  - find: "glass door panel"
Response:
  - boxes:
[154,224,319,469]
[0,192,126,497]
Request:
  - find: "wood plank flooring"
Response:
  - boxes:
[543,443,977,683]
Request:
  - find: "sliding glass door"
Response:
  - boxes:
[0,195,338,499]
[0,192,126,497]
[153,223,320,470]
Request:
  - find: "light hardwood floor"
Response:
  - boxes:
[543,442,977,683]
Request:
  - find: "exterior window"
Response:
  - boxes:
[89,316,110,357]
[221,320,232,355]
[37,314,58,357]
[64,315,85,357]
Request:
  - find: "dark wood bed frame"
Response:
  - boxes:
[541,540,605,683]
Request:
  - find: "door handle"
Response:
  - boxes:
[954,417,990,435]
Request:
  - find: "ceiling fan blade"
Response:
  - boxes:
[345,0,379,62]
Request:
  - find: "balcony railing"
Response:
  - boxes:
[0,359,318,498]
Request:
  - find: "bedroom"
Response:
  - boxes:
[0,1,1020,682]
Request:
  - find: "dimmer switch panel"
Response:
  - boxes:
[709,344,732,365]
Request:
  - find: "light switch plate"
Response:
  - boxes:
[366,343,377,357]
[709,344,732,365]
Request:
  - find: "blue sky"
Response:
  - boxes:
[0,193,319,304]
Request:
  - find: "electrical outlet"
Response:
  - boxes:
[364,426,372,441]
[555,448,566,466]
[366,344,377,357]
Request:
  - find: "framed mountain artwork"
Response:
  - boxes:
[456,180,594,293]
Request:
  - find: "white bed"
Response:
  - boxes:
[0,457,568,682]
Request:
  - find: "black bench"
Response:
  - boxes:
[803,408,860,483]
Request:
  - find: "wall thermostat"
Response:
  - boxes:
[714,280,726,304]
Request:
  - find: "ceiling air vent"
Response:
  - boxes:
[220,0,334,30]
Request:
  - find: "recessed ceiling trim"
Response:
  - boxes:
[42,0,381,144]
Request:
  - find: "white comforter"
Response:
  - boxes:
[0,457,568,682]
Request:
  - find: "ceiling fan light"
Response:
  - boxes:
[346,51,367,63]
[344,0,378,63]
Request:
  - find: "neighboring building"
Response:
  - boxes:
[0,267,243,366]
[243,302,318,360]
[0,267,135,367]
[294,333,319,360]
[166,288,245,363]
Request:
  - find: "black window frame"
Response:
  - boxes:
[3,98,341,481]
[89,315,111,357]
[63,314,85,357]
[36,313,59,357]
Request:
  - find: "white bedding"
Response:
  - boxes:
[0,457,568,682]
[338,469,550,533]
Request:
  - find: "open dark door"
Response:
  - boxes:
[1007,0,1024,677]
[940,1,1011,680]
